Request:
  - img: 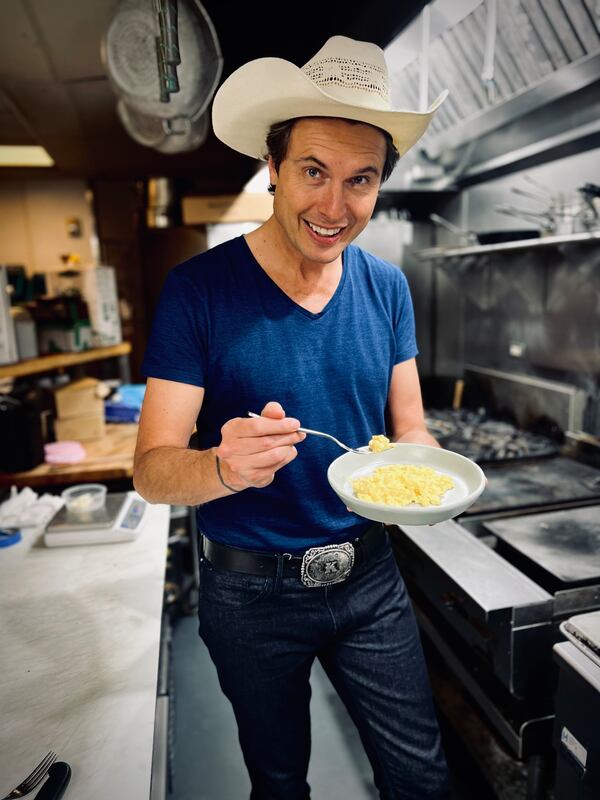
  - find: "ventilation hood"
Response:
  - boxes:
[385,0,600,190]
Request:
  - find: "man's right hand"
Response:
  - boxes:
[215,401,306,491]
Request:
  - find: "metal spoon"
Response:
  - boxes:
[247,411,370,454]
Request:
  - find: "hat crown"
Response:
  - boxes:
[301,36,391,111]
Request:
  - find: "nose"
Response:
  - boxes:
[318,181,346,223]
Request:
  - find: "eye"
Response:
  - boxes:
[350,175,370,186]
[305,167,321,179]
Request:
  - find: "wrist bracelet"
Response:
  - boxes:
[215,454,242,493]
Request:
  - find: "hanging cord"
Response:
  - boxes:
[481,0,497,104]
[418,4,431,112]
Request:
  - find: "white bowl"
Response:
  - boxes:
[327,443,486,526]
[61,483,107,514]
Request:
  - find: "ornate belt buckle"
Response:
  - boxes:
[300,542,355,587]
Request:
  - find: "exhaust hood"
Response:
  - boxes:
[386,0,600,188]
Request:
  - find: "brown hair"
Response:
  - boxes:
[264,117,399,192]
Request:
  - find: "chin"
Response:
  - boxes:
[305,244,345,263]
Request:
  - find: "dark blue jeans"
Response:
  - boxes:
[197,531,450,800]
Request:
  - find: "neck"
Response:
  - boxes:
[246,216,342,286]
[244,217,344,314]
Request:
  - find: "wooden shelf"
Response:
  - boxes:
[0,342,131,379]
[0,423,138,488]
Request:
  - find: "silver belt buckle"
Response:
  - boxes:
[300,542,355,587]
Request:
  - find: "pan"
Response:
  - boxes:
[429,214,540,246]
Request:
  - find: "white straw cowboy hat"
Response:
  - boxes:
[212,35,448,161]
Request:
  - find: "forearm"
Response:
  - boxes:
[394,427,441,448]
[133,445,236,505]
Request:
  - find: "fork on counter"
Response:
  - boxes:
[0,751,57,800]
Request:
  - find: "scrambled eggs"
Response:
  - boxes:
[352,464,455,507]
[368,434,394,452]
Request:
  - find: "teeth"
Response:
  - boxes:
[307,221,342,237]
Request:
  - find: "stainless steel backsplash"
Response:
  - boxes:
[404,241,600,435]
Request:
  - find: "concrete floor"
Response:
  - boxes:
[169,615,500,800]
[170,615,378,799]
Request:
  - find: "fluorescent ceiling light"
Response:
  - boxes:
[0,145,55,167]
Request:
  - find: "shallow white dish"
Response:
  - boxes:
[327,443,486,526]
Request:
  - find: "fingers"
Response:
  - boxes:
[219,444,299,489]
[250,445,299,485]
[221,430,305,457]
[218,402,306,490]
[261,400,285,419]
[222,415,305,457]
[220,443,299,472]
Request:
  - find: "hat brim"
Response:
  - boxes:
[212,57,447,161]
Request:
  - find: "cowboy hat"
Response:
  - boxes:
[212,35,448,161]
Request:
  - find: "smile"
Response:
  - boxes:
[304,220,346,239]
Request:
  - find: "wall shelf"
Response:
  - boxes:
[0,342,131,379]
[418,230,600,260]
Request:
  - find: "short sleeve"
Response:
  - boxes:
[394,272,418,364]
[141,266,207,387]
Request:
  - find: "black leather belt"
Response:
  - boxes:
[202,523,385,587]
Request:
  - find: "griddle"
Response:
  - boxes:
[466,457,600,516]
[482,506,600,592]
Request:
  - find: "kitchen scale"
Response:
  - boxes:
[44,491,149,547]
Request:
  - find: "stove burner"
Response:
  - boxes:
[425,408,560,462]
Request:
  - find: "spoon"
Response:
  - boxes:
[247,411,371,454]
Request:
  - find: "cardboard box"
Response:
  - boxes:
[54,411,105,442]
[182,193,273,224]
[55,378,101,419]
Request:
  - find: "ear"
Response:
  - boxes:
[267,155,278,186]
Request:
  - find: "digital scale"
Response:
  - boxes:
[44,491,149,547]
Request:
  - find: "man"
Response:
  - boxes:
[135,35,449,800]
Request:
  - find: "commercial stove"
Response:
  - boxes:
[425,407,600,519]
[552,612,600,799]
[425,408,561,463]
[484,506,600,593]
[391,406,600,795]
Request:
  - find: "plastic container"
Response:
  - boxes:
[61,483,107,514]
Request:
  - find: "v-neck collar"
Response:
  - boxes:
[239,235,348,320]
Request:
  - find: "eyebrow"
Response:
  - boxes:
[295,155,380,177]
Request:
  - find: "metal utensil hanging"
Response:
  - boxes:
[429,213,479,246]
[154,0,181,102]
[117,98,209,152]
[103,0,222,154]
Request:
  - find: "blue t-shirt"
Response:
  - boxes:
[142,235,418,552]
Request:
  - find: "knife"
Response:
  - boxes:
[33,762,71,800]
